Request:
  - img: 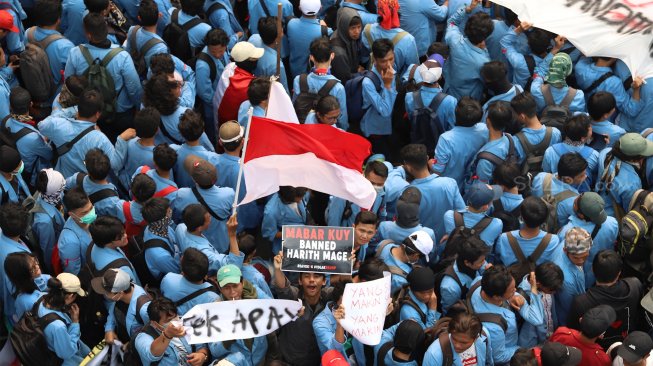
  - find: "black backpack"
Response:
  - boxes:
[0,115,35,150]
[515,126,553,177]
[410,90,447,158]
[433,213,493,275]
[162,9,203,64]
[433,264,466,314]
[294,75,338,123]
[471,133,518,178]
[128,26,164,78]
[490,198,521,233]
[10,298,64,366]
[122,324,161,366]
[388,283,427,325]
[129,237,175,288]
[540,84,577,131]
[344,70,382,123]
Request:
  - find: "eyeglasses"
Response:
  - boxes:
[319,113,342,122]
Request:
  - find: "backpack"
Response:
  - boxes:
[619,190,653,263]
[122,325,160,366]
[471,133,518,179]
[128,26,164,78]
[10,298,64,366]
[51,125,96,166]
[74,173,120,204]
[426,318,456,366]
[162,9,203,65]
[443,213,493,261]
[129,237,174,288]
[344,70,382,123]
[490,198,521,233]
[22,198,63,274]
[79,45,122,120]
[540,173,578,233]
[20,27,62,105]
[294,75,338,123]
[505,231,552,283]
[515,126,553,177]
[587,131,609,152]
[410,90,447,158]
[433,264,466,314]
[123,201,147,238]
[585,72,615,96]
[196,52,219,84]
[0,115,35,150]
[388,284,427,325]
[540,84,577,131]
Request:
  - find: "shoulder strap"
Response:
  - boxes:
[76,173,87,190]
[140,37,164,57]
[182,17,204,32]
[374,239,395,258]
[412,90,424,110]
[158,120,182,145]
[541,84,555,106]
[206,1,225,17]
[391,31,409,46]
[388,265,408,278]
[135,294,152,324]
[318,79,338,97]
[101,47,124,67]
[534,127,553,152]
[506,232,527,263]
[88,188,119,204]
[154,185,178,198]
[172,8,180,24]
[408,64,418,82]
[443,265,463,290]
[79,45,94,67]
[543,173,554,197]
[476,151,505,167]
[590,223,601,239]
[129,26,141,55]
[515,131,535,155]
[529,233,552,263]
[401,297,427,324]
[377,341,394,366]
[364,24,373,51]
[192,186,227,221]
[143,238,174,256]
[174,285,218,307]
[439,333,454,366]
[560,88,578,107]
[472,217,493,233]
[428,92,447,113]
[57,125,95,157]
[198,52,217,81]
[321,25,328,38]
[36,32,64,51]
[299,74,309,94]
[259,0,271,16]
[586,72,614,94]
[524,55,535,76]
[642,128,653,139]
[123,201,134,224]
[454,211,464,228]
[476,313,508,331]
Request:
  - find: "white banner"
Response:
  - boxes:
[492,0,653,79]
[181,299,302,344]
[340,272,392,346]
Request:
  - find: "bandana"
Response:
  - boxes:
[11,114,35,126]
[378,0,400,30]
[58,82,78,108]
[545,52,572,88]
[417,59,443,84]
[41,168,65,206]
[149,216,172,238]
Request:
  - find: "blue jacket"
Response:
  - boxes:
[166,8,210,49]
[619,76,653,132]
[66,173,121,217]
[114,138,155,189]
[485,22,528,82]
[443,210,503,248]
[410,174,465,241]
[373,322,420,366]
[132,166,178,202]
[495,229,562,266]
[292,73,349,130]
[398,0,447,56]
[596,149,642,217]
[555,253,586,326]
[237,101,266,129]
[89,244,140,285]
[378,222,435,245]
[64,43,142,112]
[482,85,524,122]
[106,284,150,336]
[361,66,398,137]
[423,329,493,366]
[0,74,10,120]
[262,193,308,254]
[33,198,65,273]
[247,0,293,35]
[0,170,31,203]
[591,120,626,149]
[287,17,333,78]
[28,27,74,86]
[439,262,481,314]
[512,126,562,163]
[384,165,409,219]
[379,243,413,294]
[60,0,85,45]
[174,223,244,274]
[57,217,92,275]
[405,86,458,132]
[172,143,220,188]
[39,302,88,366]
[400,290,440,329]
[123,26,168,68]
[135,326,198,366]
[542,142,598,192]
[434,123,489,188]
[468,134,513,185]
[500,29,553,88]
[361,24,419,77]
[255,44,289,92]
[0,235,31,319]
[14,275,49,322]
[530,76,586,115]
[209,328,267,366]
[340,2,378,27]
[326,192,386,227]
[531,172,578,228]
[160,273,220,315]
[5,117,52,183]
[196,46,229,106]
[204,0,243,49]
[312,302,348,356]
[143,226,181,280]
[154,106,214,150]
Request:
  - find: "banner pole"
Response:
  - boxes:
[233,107,254,208]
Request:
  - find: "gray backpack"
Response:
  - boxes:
[20,27,63,104]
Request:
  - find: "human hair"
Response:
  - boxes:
[510,92,537,118]
[84,0,108,13]
[78,89,104,118]
[535,262,564,292]
[206,28,228,46]
[492,163,521,189]
[527,28,552,55]
[64,187,90,211]
[354,210,379,227]
[237,232,257,257]
[310,37,333,63]
[348,16,362,28]
[558,152,588,179]
[182,204,207,232]
[426,42,449,59]
[315,95,340,115]
[248,77,271,106]
[85,148,110,180]
[178,109,204,141]
[0,202,28,237]
[448,312,482,338]
[180,0,203,16]
[181,247,209,282]
[43,277,69,309]
[503,8,518,27]
[520,196,548,228]
[83,13,108,42]
[372,38,394,60]
[143,73,178,116]
[486,101,513,132]
[258,17,278,46]
[480,61,507,84]
[142,197,170,223]
[564,115,591,142]
[153,143,177,171]
[365,160,388,179]
[401,144,429,169]
[455,97,483,127]
[147,297,178,322]
[34,0,62,26]
[278,186,307,204]
[138,0,159,26]
[464,12,494,44]
[481,265,513,297]
[64,75,89,101]
[9,87,31,115]
[457,237,490,265]
[592,250,622,283]
[330,280,350,303]
[357,257,388,281]
[510,348,538,366]
[5,252,38,295]
[89,216,125,247]
[131,174,156,203]
[588,92,616,121]
[149,53,175,75]
[34,170,50,195]
[134,107,161,138]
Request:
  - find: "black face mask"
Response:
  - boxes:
[485,78,513,96]
[237,59,259,73]
[456,258,478,279]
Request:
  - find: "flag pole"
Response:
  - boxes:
[233,107,254,208]
[275,2,282,77]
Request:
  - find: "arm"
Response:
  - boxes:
[422,0,448,21]
[433,134,451,174]
[487,323,518,364]
[196,60,215,104]
[46,321,81,359]
[57,231,82,275]
[612,77,644,118]
[444,4,471,45]
[312,311,347,355]
[440,277,462,313]
[334,85,349,130]
[362,78,396,118]
[145,248,181,275]
[120,55,144,108]
[500,28,530,87]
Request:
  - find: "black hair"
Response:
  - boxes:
[372,38,394,60]
[511,92,537,118]
[448,312,482,339]
[134,107,161,139]
[503,8,518,27]
[5,252,38,295]
[455,97,483,127]
[310,37,333,63]
[9,87,31,115]
[64,187,90,212]
[278,186,307,204]
[365,160,388,178]
[142,197,170,223]
[178,109,204,142]
[457,237,490,266]
[147,297,178,322]
[131,173,156,203]
[237,232,257,257]
[481,265,513,298]
[315,95,340,116]
[357,257,388,282]
[588,92,616,121]
[206,28,229,46]
[0,202,28,237]
[34,0,62,26]
[180,0,203,16]
[480,61,507,84]
[83,13,108,42]
[354,210,379,227]
[138,0,159,26]
[464,12,494,44]
[78,89,105,118]
[486,101,513,132]
[248,77,271,106]
[492,163,522,189]
[401,144,429,169]
[426,42,449,59]
[43,277,69,309]
[557,152,588,179]
[85,148,110,180]
[535,262,564,292]
[89,216,125,247]
[330,280,350,303]
[182,203,208,232]
[143,73,178,116]
[181,247,209,282]
[564,115,591,142]
[84,0,108,13]
[510,348,538,366]
[64,75,89,99]
[592,249,622,284]
[153,143,177,171]
[527,28,552,56]
[258,17,278,46]
[149,53,175,75]
[520,196,548,228]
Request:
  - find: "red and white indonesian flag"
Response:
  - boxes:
[266,80,299,123]
[240,117,376,208]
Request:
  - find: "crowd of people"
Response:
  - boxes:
[0,0,652,364]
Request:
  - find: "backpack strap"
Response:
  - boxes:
[31,298,65,329]
[643,128,653,139]
[123,201,134,224]
[590,223,601,239]
[560,88,578,107]
[529,233,552,263]
[400,297,427,324]
[506,232,528,263]
[56,125,95,157]
[101,47,124,67]
[259,0,271,16]
[172,8,180,24]
[88,188,119,204]
[477,313,508,332]
[428,92,447,116]
[2,117,34,142]
[363,70,383,92]
[192,186,228,221]
[76,172,87,189]
[143,238,174,256]
[154,185,178,198]
[321,25,328,38]
[524,55,535,77]
[158,120,182,145]
[472,217,494,233]
[181,16,203,32]
[541,84,555,106]
[134,294,152,324]
[543,173,554,197]
[412,90,424,109]
[476,151,505,167]
[408,64,418,82]
[174,284,219,307]
[79,45,94,67]
[454,211,464,228]
[438,333,454,366]
[376,341,394,366]
[299,74,309,94]
[443,264,463,290]
[374,239,395,258]
[391,31,409,46]
[197,52,217,82]
[140,37,164,59]
[318,79,338,97]
[535,127,554,153]
[387,265,408,278]
[364,24,373,53]
[586,72,614,95]
[206,1,225,17]
[27,27,63,50]
[128,25,140,56]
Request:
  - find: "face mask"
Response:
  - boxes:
[373,185,384,194]
[78,207,97,225]
[418,64,442,84]
[12,162,24,176]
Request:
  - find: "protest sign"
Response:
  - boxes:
[492,0,653,79]
[281,225,354,275]
[181,299,302,344]
[340,272,391,345]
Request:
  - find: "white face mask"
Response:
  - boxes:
[418,64,442,84]
[373,185,384,194]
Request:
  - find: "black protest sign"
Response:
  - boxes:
[281,225,354,275]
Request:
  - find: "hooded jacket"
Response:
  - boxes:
[330,8,363,83]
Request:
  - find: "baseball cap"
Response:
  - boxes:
[217,264,242,287]
[300,0,321,15]
[219,121,244,144]
[580,304,617,338]
[403,230,433,262]
[407,267,435,292]
[577,192,607,225]
[321,350,349,366]
[91,268,132,296]
[427,53,445,67]
[0,10,18,33]
[540,342,582,366]
[184,155,217,187]
[231,42,264,62]
[394,320,425,356]
[564,227,592,254]
[464,183,502,208]
[619,133,653,157]
[57,273,87,297]
[617,331,653,364]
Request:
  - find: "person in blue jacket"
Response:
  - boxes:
[5,252,51,323]
[588,92,625,149]
[312,280,349,356]
[196,29,230,139]
[88,216,140,285]
[0,146,31,204]
[247,0,293,36]
[39,274,90,366]
[555,227,591,326]
[66,149,122,218]
[0,202,32,320]
[31,169,66,274]
[423,310,493,366]
[378,187,435,246]
[204,0,243,49]
[114,107,159,190]
[141,197,180,281]
[400,267,440,329]
[378,230,433,294]
[166,0,210,51]
[488,163,524,220]
[444,1,493,101]
[122,0,168,73]
[619,76,653,133]
[60,0,85,45]
[439,237,488,315]
[233,229,273,297]
[57,188,94,274]
[173,110,220,189]
[254,17,289,92]
[510,92,562,165]
[374,319,425,366]
[149,53,197,109]
[288,0,333,79]
[398,0,447,57]
[262,186,309,254]
[237,77,269,128]
[529,52,586,115]
[480,61,523,122]
[133,144,178,202]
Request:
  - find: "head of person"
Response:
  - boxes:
[44,273,86,309]
[365,160,388,191]
[510,348,538,366]
[149,53,175,76]
[0,146,23,178]
[372,38,395,73]
[299,271,327,298]
[417,54,445,85]
[401,231,433,264]
[147,297,179,330]
[134,107,160,139]
[593,249,622,284]
[395,186,421,229]
[258,16,278,47]
[393,320,425,361]
[131,173,156,203]
[573,192,608,226]
[181,247,209,282]
[205,28,228,60]
[563,227,592,267]
[540,341,582,366]
[448,312,483,354]
[456,236,490,272]
[616,331,653,366]
[564,115,592,143]
[5,252,40,295]
[85,148,111,180]
[511,92,538,123]
[9,87,31,115]
[520,196,548,229]
[503,7,519,27]
[407,267,434,304]
[545,52,573,89]
[309,37,334,65]
[237,231,257,261]
[299,0,321,17]
[527,28,553,56]
[353,210,378,245]
[77,89,104,121]
[579,304,617,340]
[182,203,210,233]
[91,268,133,302]
[427,42,449,59]
[83,13,108,43]
[180,0,203,16]
[247,77,271,108]
[377,0,400,30]
[153,143,177,172]
[588,92,617,121]
[492,162,522,191]
[464,183,502,212]
[84,0,109,14]
[455,97,483,127]
[0,10,18,39]
[315,96,341,126]
[59,75,89,108]
[184,156,218,189]
[217,264,244,300]
[592,56,617,67]
[481,265,516,301]
[143,73,179,116]
[336,9,362,41]
[137,0,159,26]
[278,186,308,204]
[142,197,171,228]
[534,262,564,295]
[464,12,494,46]
[178,109,204,142]
[486,101,513,132]
[89,216,127,249]
[0,202,28,238]
[231,42,264,73]
[355,257,388,282]
[35,168,66,207]
[612,133,653,165]
[64,187,94,225]
[400,144,429,177]
[480,61,508,92]
[557,152,588,186]
[219,121,244,152]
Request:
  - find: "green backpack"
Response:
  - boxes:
[79,45,122,120]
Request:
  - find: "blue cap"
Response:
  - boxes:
[427,53,445,67]
[464,183,502,208]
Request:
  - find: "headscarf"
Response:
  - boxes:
[40,168,66,206]
[377,0,400,30]
[545,52,573,88]
[417,54,445,84]
[149,216,172,238]
[331,8,361,71]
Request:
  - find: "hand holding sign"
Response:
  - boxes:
[340,272,392,345]
[281,226,354,275]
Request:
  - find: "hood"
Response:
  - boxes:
[242,279,259,300]
[333,7,361,44]
[587,280,638,306]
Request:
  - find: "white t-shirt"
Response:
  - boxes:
[607,342,653,366]
[459,343,478,366]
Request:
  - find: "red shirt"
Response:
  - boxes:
[217,66,254,126]
[549,327,611,366]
